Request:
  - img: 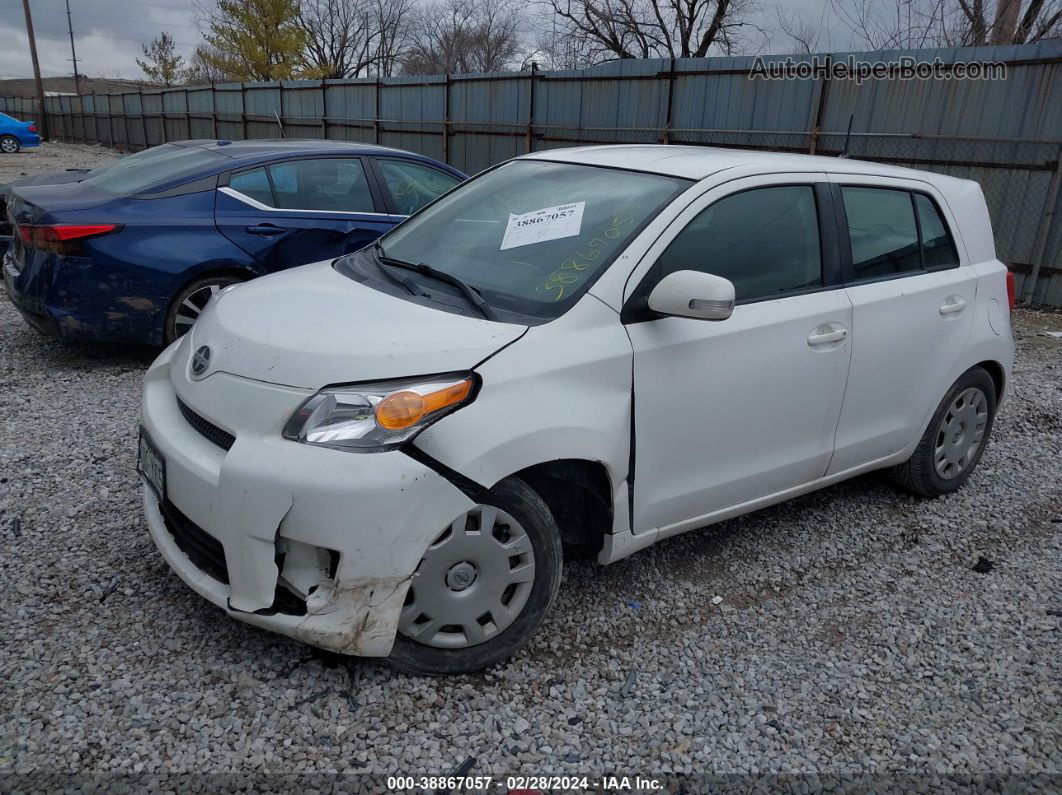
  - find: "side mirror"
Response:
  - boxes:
[647,270,735,321]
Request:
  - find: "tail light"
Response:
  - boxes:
[16,223,121,255]
[1005,271,1016,311]
[28,123,37,133]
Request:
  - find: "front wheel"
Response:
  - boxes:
[389,477,563,675]
[164,274,244,345]
[0,135,21,154]
[888,367,998,497]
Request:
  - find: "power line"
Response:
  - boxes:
[38,9,205,32]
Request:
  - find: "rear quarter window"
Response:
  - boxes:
[82,146,227,195]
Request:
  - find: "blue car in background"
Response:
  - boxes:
[3,139,465,344]
[0,112,41,153]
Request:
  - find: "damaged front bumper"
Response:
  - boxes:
[140,341,475,657]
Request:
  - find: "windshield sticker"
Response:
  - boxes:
[500,202,585,251]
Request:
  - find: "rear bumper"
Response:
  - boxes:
[21,133,41,148]
[3,246,164,344]
[140,340,476,656]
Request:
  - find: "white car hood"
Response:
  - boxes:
[186,260,527,389]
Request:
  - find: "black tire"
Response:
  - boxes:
[0,135,21,154]
[388,477,563,675]
[163,274,244,345]
[888,366,998,498]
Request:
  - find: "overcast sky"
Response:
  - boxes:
[0,0,843,81]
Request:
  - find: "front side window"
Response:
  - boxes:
[266,158,376,213]
[377,159,461,215]
[842,186,921,279]
[362,160,688,319]
[657,185,823,301]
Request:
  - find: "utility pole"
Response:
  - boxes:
[21,0,49,139]
[65,0,80,95]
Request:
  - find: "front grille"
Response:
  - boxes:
[177,396,235,451]
[159,499,229,584]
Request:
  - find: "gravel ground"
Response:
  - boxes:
[0,142,118,186]
[0,145,1060,791]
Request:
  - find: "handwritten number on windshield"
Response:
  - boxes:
[539,214,634,301]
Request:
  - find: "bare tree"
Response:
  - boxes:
[542,0,763,61]
[185,45,239,84]
[829,0,1061,49]
[774,3,831,53]
[402,0,525,74]
[299,0,416,78]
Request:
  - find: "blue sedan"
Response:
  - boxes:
[0,112,41,153]
[3,139,465,344]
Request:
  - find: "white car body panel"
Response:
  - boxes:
[138,145,1015,657]
[191,259,526,389]
[141,340,475,655]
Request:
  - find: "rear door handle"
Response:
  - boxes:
[245,224,286,236]
[939,296,967,316]
[807,326,848,346]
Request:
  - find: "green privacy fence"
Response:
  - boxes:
[3,41,1060,304]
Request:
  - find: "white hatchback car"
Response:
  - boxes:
[139,145,1015,673]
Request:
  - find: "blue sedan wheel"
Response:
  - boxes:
[1,135,20,154]
[164,274,244,344]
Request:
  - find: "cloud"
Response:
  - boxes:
[0,0,206,80]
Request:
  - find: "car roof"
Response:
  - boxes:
[521,144,964,187]
[171,138,451,166]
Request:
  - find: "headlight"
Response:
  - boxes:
[282,373,476,452]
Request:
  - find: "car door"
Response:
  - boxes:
[370,157,464,218]
[214,156,395,272]
[826,175,977,475]
[624,174,853,535]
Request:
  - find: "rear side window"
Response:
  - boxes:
[82,144,226,195]
[267,158,376,213]
[914,193,959,270]
[842,187,921,279]
[228,167,274,206]
[841,186,959,280]
[376,159,461,215]
[657,185,823,301]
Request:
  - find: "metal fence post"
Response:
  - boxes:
[321,79,328,139]
[374,79,381,145]
[1021,143,1062,303]
[526,62,538,154]
[240,83,248,139]
[662,57,676,144]
[443,74,450,163]
[807,54,832,154]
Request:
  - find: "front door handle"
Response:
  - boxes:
[939,296,967,316]
[807,325,849,346]
[245,223,286,236]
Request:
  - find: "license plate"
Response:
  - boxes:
[137,428,166,500]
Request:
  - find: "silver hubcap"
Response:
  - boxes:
[173,284,223,336]
[1,139,17,153]
[399,505,535,649]
[934,387,988,480]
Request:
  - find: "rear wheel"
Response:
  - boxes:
[888,367,997,497]
[0,136,20,154]
[164,274,244,344]
[389,477,562,675]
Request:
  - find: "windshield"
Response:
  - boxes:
[367,159,688,319]
[80,143,227,195]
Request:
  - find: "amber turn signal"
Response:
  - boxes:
[375,378,473,430]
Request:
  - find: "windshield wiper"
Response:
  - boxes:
[371,241,422,296]
[373,243,496,321]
